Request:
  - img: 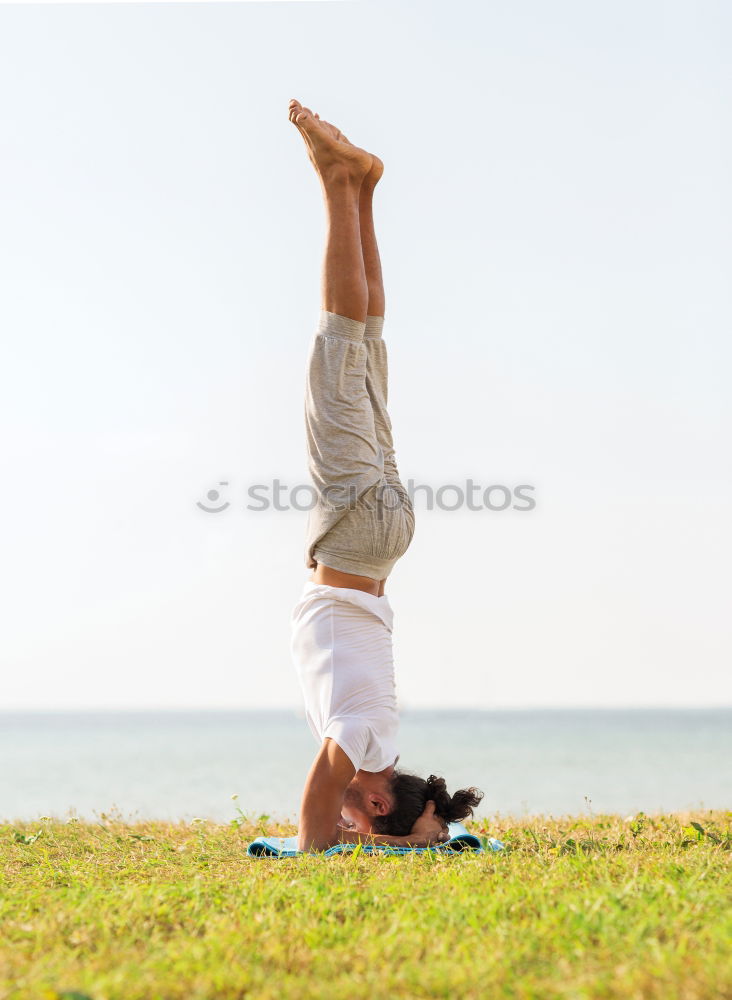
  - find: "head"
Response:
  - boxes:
[339,768,396,834]
[340,768,484,836]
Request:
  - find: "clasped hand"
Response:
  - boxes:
[408,800,449,844]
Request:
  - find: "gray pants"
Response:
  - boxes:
[303,310,415,580]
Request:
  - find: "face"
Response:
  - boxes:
[339,770,394,834]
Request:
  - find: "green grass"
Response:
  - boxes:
[2,811,730,1000]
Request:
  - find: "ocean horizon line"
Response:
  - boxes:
[2,705,730,715]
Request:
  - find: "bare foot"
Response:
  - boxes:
[363,155,384,192]
[288,99,373,184]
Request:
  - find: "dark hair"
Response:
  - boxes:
[371,770,484,837]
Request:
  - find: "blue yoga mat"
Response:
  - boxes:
[247,822,504,858]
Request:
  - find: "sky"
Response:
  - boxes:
[0,0,730,711]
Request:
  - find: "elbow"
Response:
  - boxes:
[297,829,337,854]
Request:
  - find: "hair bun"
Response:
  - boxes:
[426,774,447,797]
[425,775,483,824]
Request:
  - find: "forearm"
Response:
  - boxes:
[301,822,444,853]
[297,739,356,853]
[335,826,436,849]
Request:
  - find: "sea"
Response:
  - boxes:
[1,709,730,824]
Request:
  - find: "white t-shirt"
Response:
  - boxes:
[291,581,400,773]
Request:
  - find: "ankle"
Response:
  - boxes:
[320,162,368,191]
[359,177,378,200]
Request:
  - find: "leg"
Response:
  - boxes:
[320,177,368,322]
[288,99,372,323]
[289,100,414,583]
[359,160,386,319]
[360,163,413,570]
[359,169,402,491]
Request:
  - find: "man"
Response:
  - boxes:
[288,99,482,853]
